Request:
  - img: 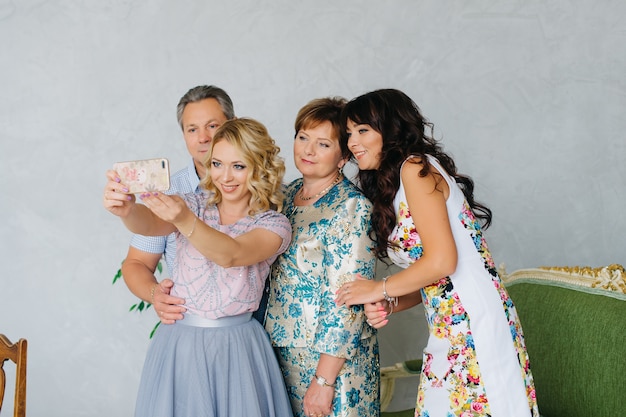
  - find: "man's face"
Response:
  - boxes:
[181,98,228,174]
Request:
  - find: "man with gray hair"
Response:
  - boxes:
[120,85,236,324]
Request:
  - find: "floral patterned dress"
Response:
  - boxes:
[388,156,539,417]
[265,177,380,417]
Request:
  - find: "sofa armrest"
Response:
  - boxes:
[502,264,625,417]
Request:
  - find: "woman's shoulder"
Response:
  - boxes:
[345,179,369,200]
[401,154,447,177]
[251,209,290,228]
[401,154,426,168]
[400,156,423,177]
[400,154,453,198]
[330,178,372,210]
[283,178,302,196]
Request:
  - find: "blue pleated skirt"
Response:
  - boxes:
[134,313,293,417]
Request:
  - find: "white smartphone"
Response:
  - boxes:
[113,158,171,193]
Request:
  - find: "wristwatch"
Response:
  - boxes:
[315,374,336,388]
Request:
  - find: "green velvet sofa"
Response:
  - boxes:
[380,264,626,417]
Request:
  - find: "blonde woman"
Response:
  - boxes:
[104,118,293,417]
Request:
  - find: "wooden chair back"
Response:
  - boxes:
[0,334,27,417]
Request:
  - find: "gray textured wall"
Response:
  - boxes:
[1,1,624,415]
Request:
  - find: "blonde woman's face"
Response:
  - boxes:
[293,121,345,181]
[209,140,251,204]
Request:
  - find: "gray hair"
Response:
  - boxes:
[176,85,235,129]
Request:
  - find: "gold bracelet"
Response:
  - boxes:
[186,216,198,238]
[150,282,158,304]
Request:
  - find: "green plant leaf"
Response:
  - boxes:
[113,267,123,284]
[149,321,161,338]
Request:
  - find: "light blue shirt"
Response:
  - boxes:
[129,159,201,274]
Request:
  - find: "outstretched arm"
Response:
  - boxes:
[140,192,287,268]
[103,170,176,236]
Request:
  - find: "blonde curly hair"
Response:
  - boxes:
[201,118,285,214]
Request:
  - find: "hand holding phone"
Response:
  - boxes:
[113,158,171,193]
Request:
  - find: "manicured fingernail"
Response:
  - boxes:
[127,196,132,201]
[122,188,128,193]
[153,192,159,196]
[115,177,121,183]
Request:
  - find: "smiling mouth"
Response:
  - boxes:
[353,151,366,159]
[221,184,238,192]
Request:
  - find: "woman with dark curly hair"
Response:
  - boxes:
[335,89,539,417]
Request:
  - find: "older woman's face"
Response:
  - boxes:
[293,121,344,180]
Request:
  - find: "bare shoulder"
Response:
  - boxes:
[401,157,448,197]
[401,156,424,175]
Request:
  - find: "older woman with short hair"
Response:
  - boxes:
[265,97,380,417]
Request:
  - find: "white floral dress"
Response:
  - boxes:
[388,156,539,417]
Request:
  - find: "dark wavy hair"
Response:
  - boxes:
[340,89,492,260]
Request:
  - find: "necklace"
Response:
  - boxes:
[297,173,342,201]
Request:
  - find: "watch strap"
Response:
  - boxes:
[315,374,336,388]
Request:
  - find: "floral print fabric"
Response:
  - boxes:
[265,178,380,417]
[387,156,539,417]
[172,191,291,319]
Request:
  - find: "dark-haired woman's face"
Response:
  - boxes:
[345,119,383,170]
